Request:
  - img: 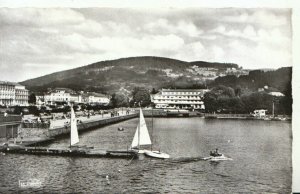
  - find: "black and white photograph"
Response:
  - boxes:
[0,1,298,193]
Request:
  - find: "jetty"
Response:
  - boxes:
[48,113,137,138]
[1,144,138,158]
[1,112,139,159]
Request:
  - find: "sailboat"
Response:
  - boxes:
[131,108,169,159]
[70,106,79,148]
[131,108,152,154]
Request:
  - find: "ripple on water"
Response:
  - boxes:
[0,118,292,193]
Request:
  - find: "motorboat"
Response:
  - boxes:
[203,149,232,161]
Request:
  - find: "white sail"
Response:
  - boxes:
[70,107,79,146]
[131,108,152,149]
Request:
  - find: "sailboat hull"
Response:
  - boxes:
[144,150,170,159]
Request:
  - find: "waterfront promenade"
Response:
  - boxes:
[0,110,137,146]
[49,110,134,129]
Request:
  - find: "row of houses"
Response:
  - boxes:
[0,81,110,107]
[41,88,210,110]
[36,88,110,106]
[0,81,209,110]
[1,81,285,111]
[40,88,210,110]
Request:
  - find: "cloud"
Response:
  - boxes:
[221,9,289,27]
[227,39,292,69]
[0,8,85,26]
[0,7,292,81]
[144,18,203,37]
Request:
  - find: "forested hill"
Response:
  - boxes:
[210,67,292,96]
[20,56,239,93]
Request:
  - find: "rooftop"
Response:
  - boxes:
[162,88,210,92]
[84,92,109,98]
[47,87,77,94]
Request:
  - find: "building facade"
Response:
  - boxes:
[151,88,209,110]
[44,88,82,105]
[252,109,267,118]
[0,81,29,106]
[82,92,110,105]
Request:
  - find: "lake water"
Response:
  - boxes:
[0,118,292,193]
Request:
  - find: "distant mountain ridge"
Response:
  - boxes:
[21,56,242,93]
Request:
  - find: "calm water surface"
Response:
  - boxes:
[0,118,292,193]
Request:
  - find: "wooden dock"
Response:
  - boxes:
[1,145,138,159]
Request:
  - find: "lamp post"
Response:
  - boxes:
[272,100,275,118]
[272,97,280,118]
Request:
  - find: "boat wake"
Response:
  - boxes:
[203,155,233,161]
[166,156,205,164]
[166,155,233,163]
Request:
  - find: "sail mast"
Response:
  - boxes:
[70,105,72,148]
[138,108,140,149]
[151,107,153,151]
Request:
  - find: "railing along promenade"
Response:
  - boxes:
[203,113,252,118]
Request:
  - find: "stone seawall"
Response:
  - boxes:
[48,113,138,138]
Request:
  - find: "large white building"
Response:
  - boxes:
[151,88,209,110]
[0,81,29,106]
[82,92,110,105]
[44,88,82,105]
[42,88,110,105]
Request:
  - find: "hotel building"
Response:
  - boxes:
[151,88,209,110]
[0,81,29,106]
[44,88,82,105]
[81,92,110,105]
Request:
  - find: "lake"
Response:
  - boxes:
[0,118,292,193]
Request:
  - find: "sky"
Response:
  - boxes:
[0,7,292,82]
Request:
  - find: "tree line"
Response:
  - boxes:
[203,85,292,115]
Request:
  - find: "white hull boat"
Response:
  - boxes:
[144,150,170,159]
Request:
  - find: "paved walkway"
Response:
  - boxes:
[50,110,135,129]
[0,110,137,145]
